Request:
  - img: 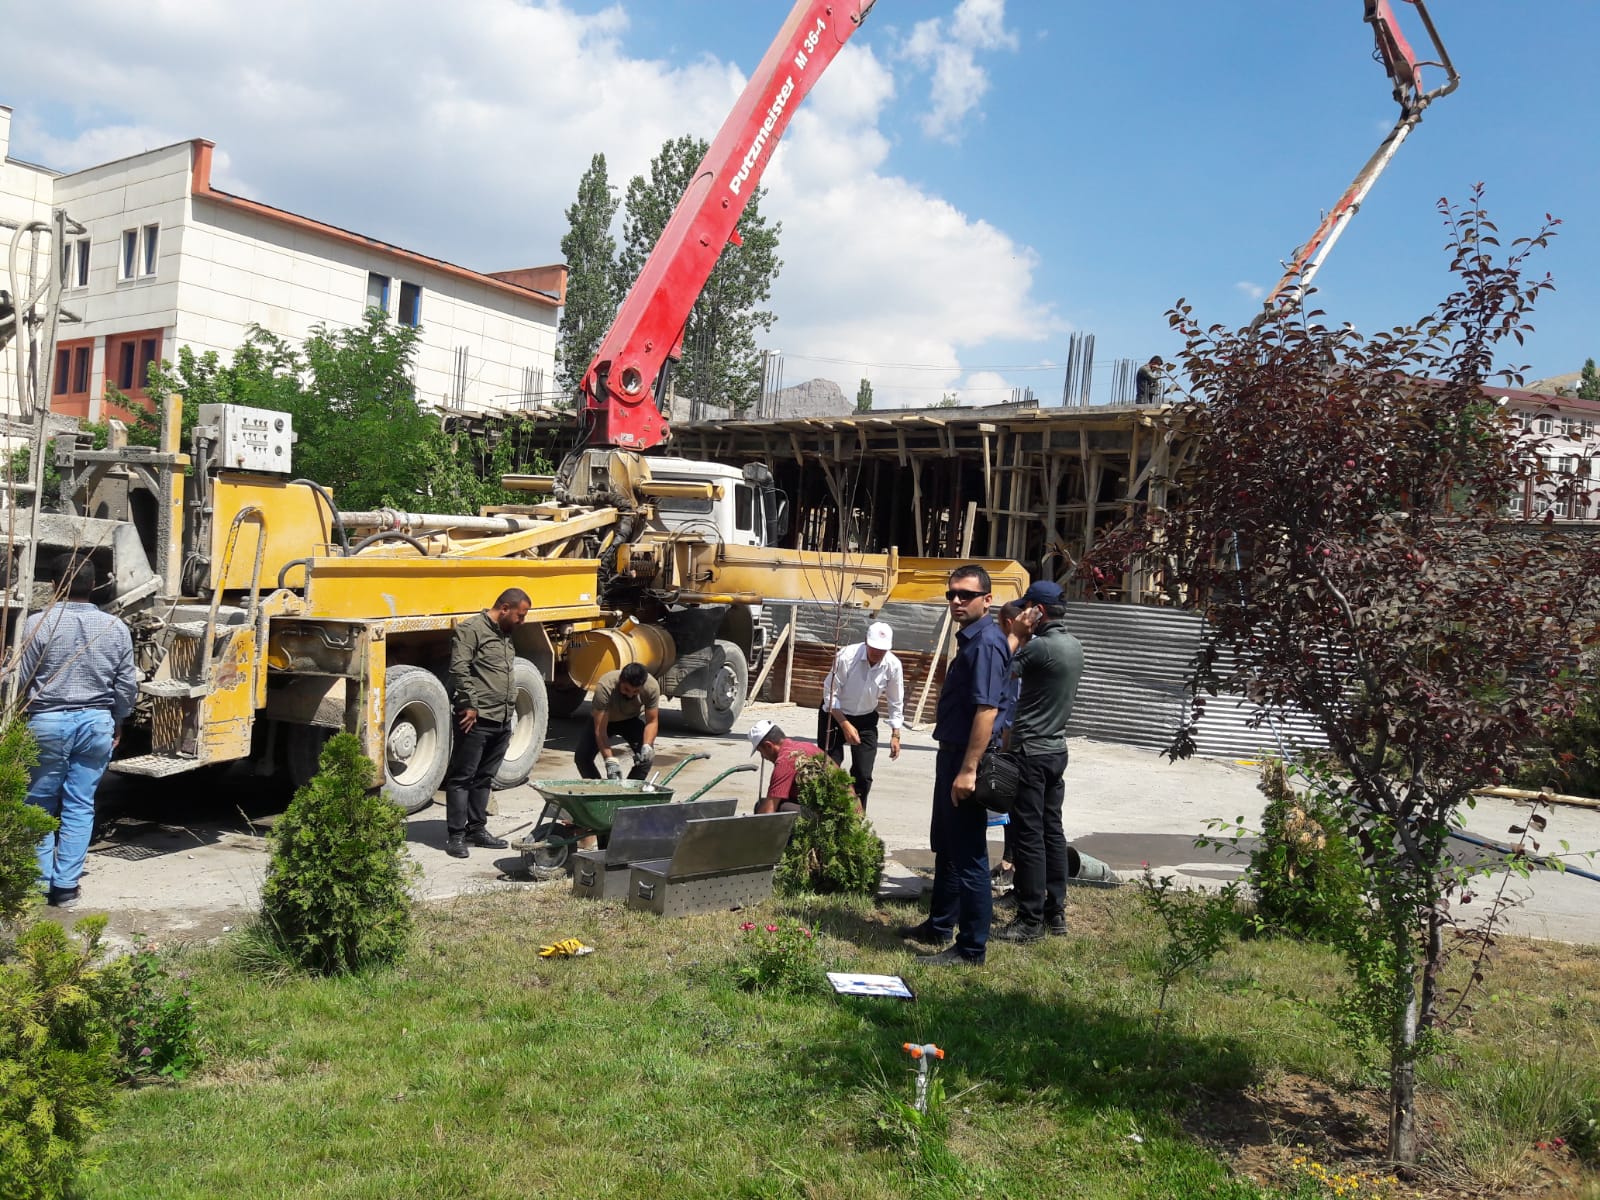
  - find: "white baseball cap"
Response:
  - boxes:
[866,621,893,650]
[748,719,777,754]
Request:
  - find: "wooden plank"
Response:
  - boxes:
[782,602,798,704]
[749,621,793,702]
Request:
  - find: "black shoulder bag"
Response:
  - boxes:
[973,747,1023,812]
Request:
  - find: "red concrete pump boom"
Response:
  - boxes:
[575,0,1454,453]
[576,0,878,452]
[1262,0,1459,312]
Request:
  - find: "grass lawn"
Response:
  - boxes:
[80,884,1600,1199]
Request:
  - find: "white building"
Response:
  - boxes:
[1493,384,1600,520]
[1,104,565,423]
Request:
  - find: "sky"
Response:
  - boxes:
[6,0,1598,409]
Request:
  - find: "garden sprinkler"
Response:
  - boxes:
[901,1042,944,1113]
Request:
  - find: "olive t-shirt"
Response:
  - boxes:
[591,670,661,721]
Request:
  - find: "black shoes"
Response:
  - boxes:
[1047,915,1069,937]
[897,921,950,946]
[465,830,508,849]
[994,920,1046,944]
[444,837,469,859]
[46,885,80,908]
[915,946,984,966]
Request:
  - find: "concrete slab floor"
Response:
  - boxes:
[37,700,1600,949]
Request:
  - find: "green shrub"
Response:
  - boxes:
[90,939,203,1081]
[257,733,417,975]
[1248,760,1365,940]
[774,753,884,897]
[0,721,50,932]
[0,916,117,1200]
[733,916,823,995]
[1515,682,1600,799]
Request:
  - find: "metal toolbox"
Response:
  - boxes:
[625,812,797,917]
[571,797,738,900]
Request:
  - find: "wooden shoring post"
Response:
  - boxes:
[1007,432,1025,561]
[911,454,926,556]
[782,602,798,703]
[1084,454,1102,556]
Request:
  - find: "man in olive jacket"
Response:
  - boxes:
[443,588,530,858]
[993,580,1084,943]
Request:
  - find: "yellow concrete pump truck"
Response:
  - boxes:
[36,399,1021,810]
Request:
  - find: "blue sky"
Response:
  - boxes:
[8,1,1597,405]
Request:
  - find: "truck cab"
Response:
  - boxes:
[644,457,789,548]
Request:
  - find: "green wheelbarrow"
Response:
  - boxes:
[514,752,758,880]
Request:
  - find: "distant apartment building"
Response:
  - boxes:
[1491,384,1600,520]
[0,104,565,423]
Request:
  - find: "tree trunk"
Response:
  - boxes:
[1388,960,1421,1162]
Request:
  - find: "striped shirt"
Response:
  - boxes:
[16,602,138,722]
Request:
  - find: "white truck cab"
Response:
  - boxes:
[645,457,789,548]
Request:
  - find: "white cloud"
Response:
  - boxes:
[1235,280,1266,301]
[900,0,1020,141]
[4,0,1052,409]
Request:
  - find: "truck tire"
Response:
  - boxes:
[383,665,452,814]
[680,639,748,735]
[492,658,549,789]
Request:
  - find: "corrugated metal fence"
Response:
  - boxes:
[763,600,1328,760]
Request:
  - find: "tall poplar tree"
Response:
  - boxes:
[556,154,621,393]
[615,135,782,415]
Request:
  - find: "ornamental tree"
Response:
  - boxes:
[1091,190,1600,1163]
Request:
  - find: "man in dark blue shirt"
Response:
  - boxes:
[900,564,1011,965]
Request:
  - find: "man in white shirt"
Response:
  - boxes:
[816,620,904,811]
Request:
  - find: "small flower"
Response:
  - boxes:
[765,924,778,933]
[740,921,755,931]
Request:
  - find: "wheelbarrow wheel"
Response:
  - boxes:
[524,821,573,881]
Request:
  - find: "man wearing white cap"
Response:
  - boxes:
[748,720,817,815]
[817,620,904,812]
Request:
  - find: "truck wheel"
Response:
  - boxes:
[492,659,549,789]
[383,665,452,814]
[681,639,748,735]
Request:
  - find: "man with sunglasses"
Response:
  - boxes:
[900,565,1010,965]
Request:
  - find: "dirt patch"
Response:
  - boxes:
[1188,1075,1590,1199]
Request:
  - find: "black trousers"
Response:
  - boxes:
[444,717,510,837]
[1008,749,1070,926]
[575,716,650,780]
[816,707,880,809]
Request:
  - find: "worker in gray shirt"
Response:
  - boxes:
[993,580,1084,944]
[15,557,138,908]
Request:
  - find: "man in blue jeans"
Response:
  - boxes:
[899,564,1011,966]
[16,558,138,908]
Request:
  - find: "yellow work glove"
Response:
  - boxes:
[538,937,594,958]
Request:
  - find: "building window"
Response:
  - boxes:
[366,272,390,315]
[397,280,422,327]
[74,238,90,288]
[121,230,138,280]
[103,329,163,403]
[1507,495,1524,516]
[49,338,94,416]
[1536,414,1554,436]
[142,224,159,276]
[59,238,91,289]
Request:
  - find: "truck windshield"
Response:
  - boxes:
[656,496,714,516]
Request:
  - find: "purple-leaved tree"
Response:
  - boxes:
[1091,190,1600,1162]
